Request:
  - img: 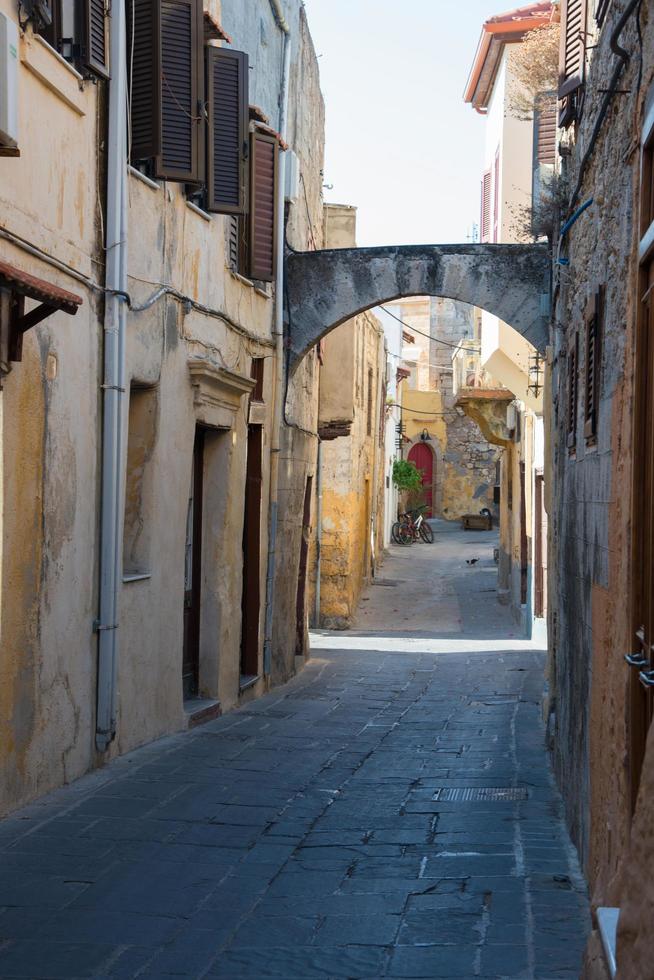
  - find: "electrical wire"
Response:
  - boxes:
[379,305,481,353]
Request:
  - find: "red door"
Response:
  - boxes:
[408,443,434,517]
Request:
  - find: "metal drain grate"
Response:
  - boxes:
[432,787,528,802]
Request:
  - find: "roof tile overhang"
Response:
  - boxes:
[0,259,83,313]
[0,259,83,369]
[463,1,554,110]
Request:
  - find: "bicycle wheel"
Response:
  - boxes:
[397,523,414,545]
[391,521,403,544]
[419,522,434,543]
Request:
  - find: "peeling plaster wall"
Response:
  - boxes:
[0,0,326,814]
[0,10,101,811]
[547,6,654,977]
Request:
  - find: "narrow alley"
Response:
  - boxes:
[0,525,588,979]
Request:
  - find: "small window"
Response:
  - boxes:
[37,0,109,78]
[251,357,264,402]
[123,385,158,577]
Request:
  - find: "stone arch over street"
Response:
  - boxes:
[285,242,550,373]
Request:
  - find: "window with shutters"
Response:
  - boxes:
[248,131,278,283]
[584,287,603,443]
[480,169,492,243]
[38,0,109,78]
[558,0,588,127]
[128,0,204,182]
[567,332,579,451]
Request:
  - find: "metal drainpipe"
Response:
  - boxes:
[96,0,128,751]
[263,5,291,678]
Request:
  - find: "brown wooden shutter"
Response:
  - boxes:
[480,169,492,243]
[492,150,500,242]
[128,0,161,162]
[248,131,278,282]
[157,0,203,181]
[584,286,603,441]
[128,0,203,180]
[206,47,249,214]
[82,0,109,77]
[536,102,557,166]
[559,0,587,101]
[567,332,579,449]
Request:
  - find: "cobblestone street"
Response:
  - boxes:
[0,525,588,979]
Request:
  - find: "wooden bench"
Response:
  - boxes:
[461,513,493,531]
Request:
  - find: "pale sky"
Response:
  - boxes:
[302,0,504,247]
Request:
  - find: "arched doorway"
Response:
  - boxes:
[408,442,434,518]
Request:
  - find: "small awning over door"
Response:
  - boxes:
[0,259,83,370]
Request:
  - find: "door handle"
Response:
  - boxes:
[639,669,654,689]
[625,652,649,668]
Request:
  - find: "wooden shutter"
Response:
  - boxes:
[249,131,278,282]
[480,169,492,243]
[567,332,579,449]
[128,0,161,161]
[206,47,249,214]
[128,0,203,180]
[559,0,587,100]
[584,286,603,441]
[157,0,203,181]
[82,0,109,78]
[536,102,557,166]
[492,150,500,243]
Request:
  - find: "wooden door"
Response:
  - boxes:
[408,442,434,517]
[629,257,654,809]
[240,425,262,680]
[182,427,204,699]
[295,476,313,655]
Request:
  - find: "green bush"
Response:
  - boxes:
[392,459,423,493]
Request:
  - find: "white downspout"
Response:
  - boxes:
[96,0,128,751]
[263,2,291,677]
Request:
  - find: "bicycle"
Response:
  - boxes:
[392,507,434,545]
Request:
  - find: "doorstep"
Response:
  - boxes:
[184,697,222,728]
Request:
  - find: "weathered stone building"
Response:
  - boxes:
[315,204,386,629]
[0,0,325,814]
[547,1,654,976]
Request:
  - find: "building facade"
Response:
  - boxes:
[0,0,325,814]
[546,1,654,977]
[463,1,552,637]
[315,204,386,629]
